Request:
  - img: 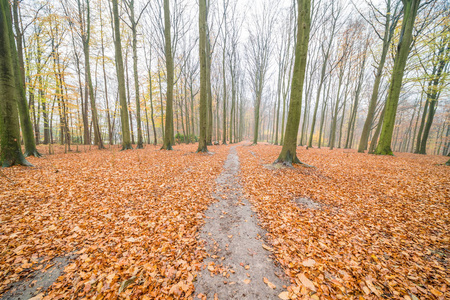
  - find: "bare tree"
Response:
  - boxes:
[247,2,275,145]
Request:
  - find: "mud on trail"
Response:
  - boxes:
[195,145,288,299]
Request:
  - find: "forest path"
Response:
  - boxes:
[195,145,288,299]
[0,254,76,300]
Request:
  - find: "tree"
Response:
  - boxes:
[247,2,274,145]
[77,0,105,149]
[12,0,41,157]
[329,27,352,150]
[161,0,174,150]
[414,15,450,154]
[112,0,132,150]
[345,35,370,149]
[375,0,421,155]
[417,38,449,154]
[275,0,311,165]
[220,0,230,145]
[0,0,31,167]
[357,0,401,153]
[197,0,208,152]
[308,2,340,148]
[124,0,149,149]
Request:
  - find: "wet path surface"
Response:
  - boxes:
[195,146,288,299]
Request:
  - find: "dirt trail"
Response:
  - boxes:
[1,254,76,300]
[195,145,287,299]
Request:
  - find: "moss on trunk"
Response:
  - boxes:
[161,0,174,150]
[375,0,420,155]
[0,0,31,167]
[197,0,208,153]
[275,0,310,165]
[11,0,40,157]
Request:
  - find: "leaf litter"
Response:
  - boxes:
[238,145,449,299]
[0,144,226,299]
[0,143,448,299]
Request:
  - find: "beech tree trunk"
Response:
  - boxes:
[161,0,174,150]
[12,0,41,157]
[0,0,31,167]
[128,0,144,149]
[112,0,132,150]
[358,0,398,153]
[275,0,310,165]
[376,0,420,155]
[197,0,208,152]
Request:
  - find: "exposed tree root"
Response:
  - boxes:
[2,156,33,167]
[274,151,315,168]
[24,149,42,158]
[160,145,173,150]
[196,148,209,154]
[121,145,133,151]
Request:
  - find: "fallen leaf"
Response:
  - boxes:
[264,277,276,289]
[262,244,274,252]
[28,293,44,300]
[302,259,316,267]
[118,276,136,294]
[298,273,316,292]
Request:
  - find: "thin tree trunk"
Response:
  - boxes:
[197,0,208,152]
[112,0,132,149]
[129,0,143,148]
[161,0,174,150]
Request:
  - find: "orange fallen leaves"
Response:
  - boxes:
[0,144,228,299]
[1,143,448,299]
[238,145,449,299]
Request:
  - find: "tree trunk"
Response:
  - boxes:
[148,68,157,145]
[318,80,330,148]
[275,0,310,165]
[12,0,40,157]
[161,0,174,150]
[129,0,143,149]
[112,0,132,150]
[206,33,213,145]
[222,37,227,145]
[80,0,104,149]
[0,0,31,166]
[418,42,449,154]
[358,0,395,153]
[100,4,113,146]
[375,0,420,155]
[369,102,386,154]
[346,39,369,149]
[159,71,165,139]
[197,0,208,152]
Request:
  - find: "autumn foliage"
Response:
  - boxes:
[239,145,449,299]
[0,144,227,299]
[0,143,449,299]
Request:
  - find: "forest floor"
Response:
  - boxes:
[0,143,448,299]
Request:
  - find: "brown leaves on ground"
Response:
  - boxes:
[238,145,449,300]
[1,143,449,299]
[0,144,228,299]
